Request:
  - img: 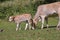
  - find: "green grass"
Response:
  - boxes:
[0,17,60,40]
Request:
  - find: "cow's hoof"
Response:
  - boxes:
[56,27,60,30]
[57,26,60,30]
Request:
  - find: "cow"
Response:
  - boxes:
[33,2,60,30]
[9,13,35,31]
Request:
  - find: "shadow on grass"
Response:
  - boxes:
[36,25,57,29]
[45,25,57,28]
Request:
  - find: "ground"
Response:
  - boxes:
[0,17,60,40]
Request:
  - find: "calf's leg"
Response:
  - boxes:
[16,23,19,31]
[25,23,29,30]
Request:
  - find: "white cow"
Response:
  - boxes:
[33,2,60,30]
[9,13,35,31]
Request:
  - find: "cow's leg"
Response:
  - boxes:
[25,23,29,30]
[45,17,49,28]
[16,23,19,31]
[57,16,60,30]
[57,8,60,30]
[57,14,60,30]
[41,16,45,29]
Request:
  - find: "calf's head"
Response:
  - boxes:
[9,16,15,22]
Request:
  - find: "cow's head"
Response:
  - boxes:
[33,16,41,24]
[9,16,15,22]
[33,19,37,25]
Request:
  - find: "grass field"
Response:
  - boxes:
[0,17,60,40]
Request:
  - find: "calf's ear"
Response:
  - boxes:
[12,16,15,21]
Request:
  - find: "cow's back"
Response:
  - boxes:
[37,2,60,15]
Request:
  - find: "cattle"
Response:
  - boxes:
[33,2,60,30]
[9,13,35,31]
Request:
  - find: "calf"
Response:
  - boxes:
[9,13,35,31]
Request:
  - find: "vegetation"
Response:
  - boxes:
[0,0,60,19]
